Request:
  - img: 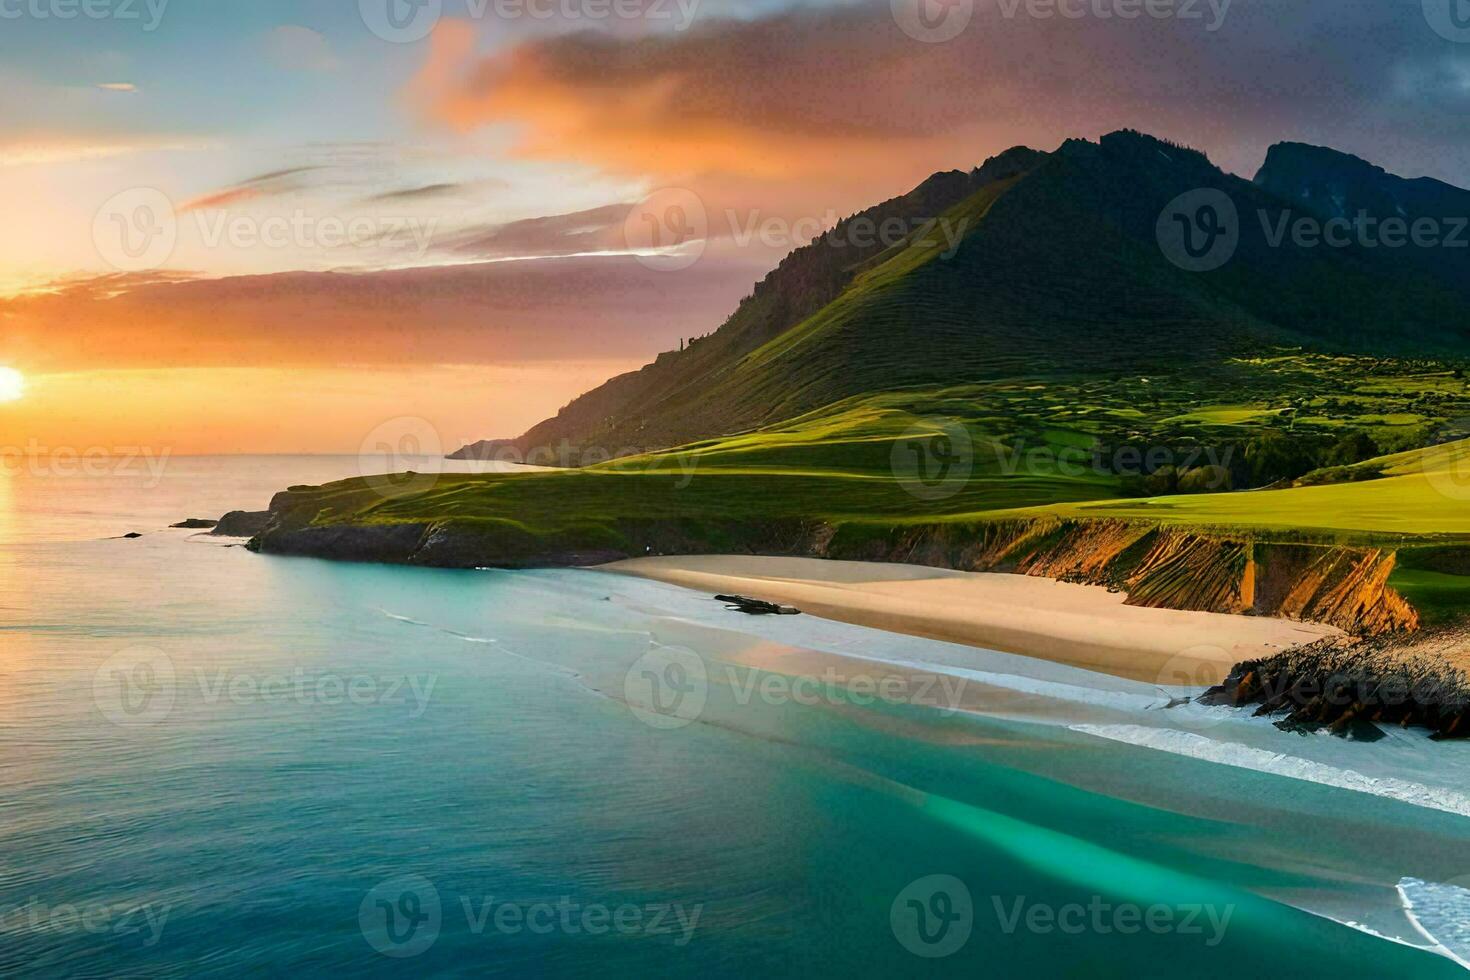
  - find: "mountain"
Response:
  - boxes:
[1254,141,1470,299]
[457,130,1470,459]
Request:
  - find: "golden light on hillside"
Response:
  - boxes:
[0,367,24,403]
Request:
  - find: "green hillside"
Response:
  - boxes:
[256,131,1470,629]
[467,131,1470,458]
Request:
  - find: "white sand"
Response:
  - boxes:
[599,555,1340,684]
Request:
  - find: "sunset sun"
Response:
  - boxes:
[0,367,25,403]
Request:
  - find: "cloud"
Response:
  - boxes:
[180,166,322,212]
[265,25,342,73]
[0,257,764,373]
[367,182,464,203]
[409,0,1470,216]
[0,134,210,167]
[96,83,138,93]
[363,178,509,204]
[437,203,635,259]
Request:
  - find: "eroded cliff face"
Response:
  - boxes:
[249,496,1422,637]
[824,519,1420,636]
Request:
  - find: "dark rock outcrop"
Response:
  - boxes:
[213,510,272,537]
[172,518,218,529]
[1201,629,1470,739]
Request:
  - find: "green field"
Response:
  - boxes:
[287,367,1470,555]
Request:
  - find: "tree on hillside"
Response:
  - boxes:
[1324,431,1382,468]
[1245,431,1315,485]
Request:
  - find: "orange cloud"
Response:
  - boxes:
[406,2,1470,226]
[0,258,760,375]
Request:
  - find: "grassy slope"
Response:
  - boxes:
[1017,439,1470,542]
[271,135,1470,618]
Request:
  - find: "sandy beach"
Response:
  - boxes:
[600,556,1340,684]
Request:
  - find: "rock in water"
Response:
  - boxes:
[213,510,272,537]
[172,518,219,529]
[716,594,802,616]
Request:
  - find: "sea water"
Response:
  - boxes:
[1,457,1468,977]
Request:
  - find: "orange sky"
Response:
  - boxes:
[0,363,641,456]
[3,2,1465,453]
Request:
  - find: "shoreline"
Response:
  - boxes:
[598,555,1340,684]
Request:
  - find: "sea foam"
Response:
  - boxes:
[1398,877,1470,970]
[1069,724,1470,819]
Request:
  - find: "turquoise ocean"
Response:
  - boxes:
[2,456,1469,977]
